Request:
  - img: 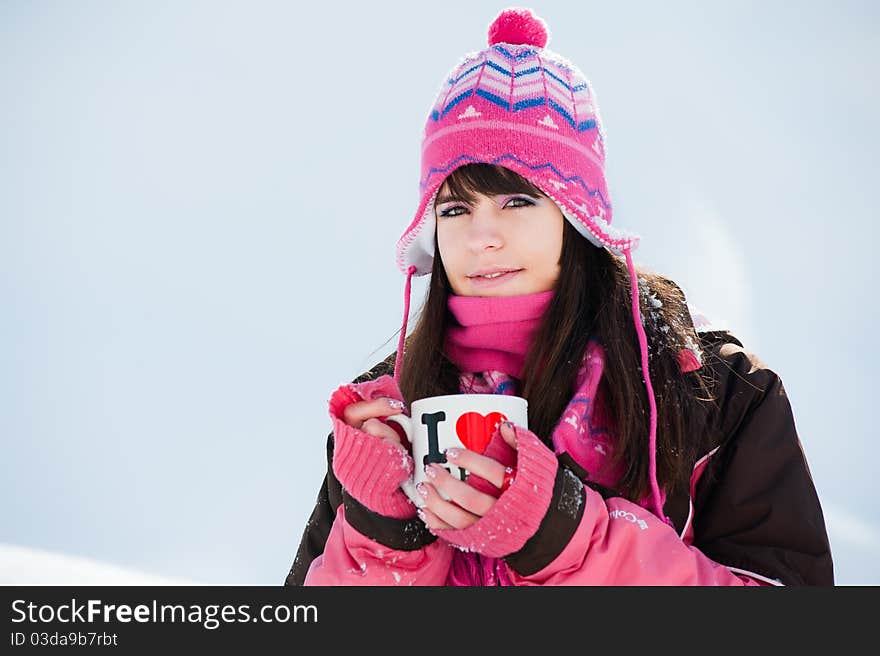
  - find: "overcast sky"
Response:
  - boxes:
[1,0,877,585]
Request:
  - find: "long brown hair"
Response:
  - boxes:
[385,163,717,503]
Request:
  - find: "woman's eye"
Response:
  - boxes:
[505,196,535,208]
[438,205,467,218]
[437,196,534,218]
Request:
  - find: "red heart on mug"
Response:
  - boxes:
[455,411,508,454]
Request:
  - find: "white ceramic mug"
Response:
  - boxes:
[385,394,528,507]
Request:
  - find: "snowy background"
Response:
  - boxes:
[1,0,876,585]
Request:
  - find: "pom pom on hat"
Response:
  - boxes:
[487,7,549,48]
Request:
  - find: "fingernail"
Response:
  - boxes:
[445,447,460,460]
[387,398,405,409]
[416,482,428,498]
[424,464,437,479]
[416,509,426,521]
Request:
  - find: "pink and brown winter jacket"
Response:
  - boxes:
[284,328,834,586]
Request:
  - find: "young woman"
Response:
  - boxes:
[285,8,833,586]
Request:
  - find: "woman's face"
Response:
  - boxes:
[435,181,565,297]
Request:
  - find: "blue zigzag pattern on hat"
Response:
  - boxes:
[436,89,474,120]
[419,153,611,212]
[430,46,598,131]
[433,87,598,132]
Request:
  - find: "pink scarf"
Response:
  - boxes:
[442,291,659,585]
[444,290,554,380]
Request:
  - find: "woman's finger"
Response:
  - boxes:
[500,421,519,449]
[444,448,508,489]
[342,397,406,430]
[416,505,455,532]
[416,478,482,529]
[360,417,403,445]
[422,464,496,519]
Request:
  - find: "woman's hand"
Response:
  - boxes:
[341,396,410,450]
[328,376,416,520]
[417,422,518,530]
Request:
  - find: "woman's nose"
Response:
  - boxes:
[465,204,505,250]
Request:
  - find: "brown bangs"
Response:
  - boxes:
[437,163,546,205]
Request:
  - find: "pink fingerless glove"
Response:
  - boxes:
[433,424,558,558]
[328,374,417,520]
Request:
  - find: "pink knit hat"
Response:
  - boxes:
[391,8,669,523]
[395,7,641,277]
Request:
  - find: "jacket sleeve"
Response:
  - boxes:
[286,429,454,586]
[501,333,833,586]
[284,354,395,586]
[284,430,342,586]
[688,338,834,585]
[303,504,454,586]
[287,352,455,586]
[503,476,772,586]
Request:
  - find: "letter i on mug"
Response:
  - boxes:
[385,393,527,507]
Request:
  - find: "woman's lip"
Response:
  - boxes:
[467,269,522,288]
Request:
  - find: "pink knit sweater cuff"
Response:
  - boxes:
[328,378,416,520]
[434,424,558,558]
